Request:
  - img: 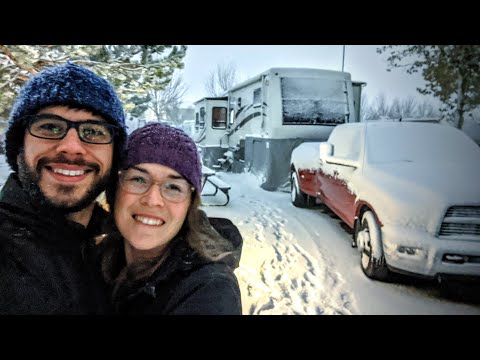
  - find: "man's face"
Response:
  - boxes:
[18,106,114,213]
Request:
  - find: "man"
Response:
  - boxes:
[0,62,127,314]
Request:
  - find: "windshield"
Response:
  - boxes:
[367,123,480,164]
[281,77,349,125]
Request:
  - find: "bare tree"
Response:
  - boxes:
[360,93,369,121]
[366,93,391,120]
[399,96,417,118]
[204,62,238,97]
[148,74,188,124]
[388,97,402,119]
[389,96,418,119]
[416,99,441,118]
[362,92,442,121]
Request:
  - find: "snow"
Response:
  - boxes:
[462,117,480,144]
[367,122,480,164]
[201,172,480,315]
[0,155,8,186]
[290,142,322,171]
[353,123,480,233]
[0,155,479,314]
[293,122,480,235]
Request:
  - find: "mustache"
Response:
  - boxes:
[37,154,100,173]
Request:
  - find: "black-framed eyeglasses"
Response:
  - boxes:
[26,114,118,144]
[118,168,195,203]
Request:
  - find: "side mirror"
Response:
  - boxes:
[319,142,333,160]
[320,142,359,168]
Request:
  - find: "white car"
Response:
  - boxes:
[290,121,480,283]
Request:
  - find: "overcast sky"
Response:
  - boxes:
[180,45,432,107]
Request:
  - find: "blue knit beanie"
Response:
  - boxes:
[5,62,127,173]
[123,123,202,192]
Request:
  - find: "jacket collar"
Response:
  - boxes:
[0,172,108,246]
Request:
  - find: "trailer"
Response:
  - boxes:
[193,67,365,191]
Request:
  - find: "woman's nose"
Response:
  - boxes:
[140,184,165,207]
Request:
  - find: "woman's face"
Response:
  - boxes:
[114,163,192,262]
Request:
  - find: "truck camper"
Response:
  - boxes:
[193,67,365,190]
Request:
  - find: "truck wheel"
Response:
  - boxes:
[291,172,313,208]
[355,211,391,281]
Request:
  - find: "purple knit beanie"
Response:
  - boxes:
[124,123,202,192]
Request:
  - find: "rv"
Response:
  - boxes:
[179,119,195,138]
[193,67,365,191]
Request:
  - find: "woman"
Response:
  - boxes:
[96,123,243,314]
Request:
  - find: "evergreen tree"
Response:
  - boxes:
[377,45,480,129]
[0,45,187,119]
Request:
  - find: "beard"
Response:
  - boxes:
[17,150,111,214]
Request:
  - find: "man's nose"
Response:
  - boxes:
[140,184,165,207]
[55,128,87,155]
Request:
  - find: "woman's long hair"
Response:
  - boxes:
[184,192,234,262]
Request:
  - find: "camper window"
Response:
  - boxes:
[195,112,199,130]
[253,88,262,107]
[199,107,206,129]
[280,77,348,125]
[212,107,227,129]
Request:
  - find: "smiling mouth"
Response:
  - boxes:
[50,167,89,176]
[134,215,165,226]
[44,165,94,182]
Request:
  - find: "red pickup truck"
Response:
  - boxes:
[290,122,480,283]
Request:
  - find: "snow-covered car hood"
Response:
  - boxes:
[350,161,480,234]
[372,161,480,200]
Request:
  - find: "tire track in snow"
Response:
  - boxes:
[239,197,354,315]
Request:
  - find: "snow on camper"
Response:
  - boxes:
[193,67,365,190]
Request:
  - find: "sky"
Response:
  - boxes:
[180,45,433,108]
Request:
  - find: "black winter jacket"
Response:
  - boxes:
[0,174,110,314]
[98,216,243,315]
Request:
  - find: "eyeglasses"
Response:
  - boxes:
[26,114,118,144]
[118,168,195,203]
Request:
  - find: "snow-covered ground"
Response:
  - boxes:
[1,155,479,315]
[0,155,8,182]
[200,171,480,315]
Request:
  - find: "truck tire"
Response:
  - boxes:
[290,172,314,208]
[355,210,391,281]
